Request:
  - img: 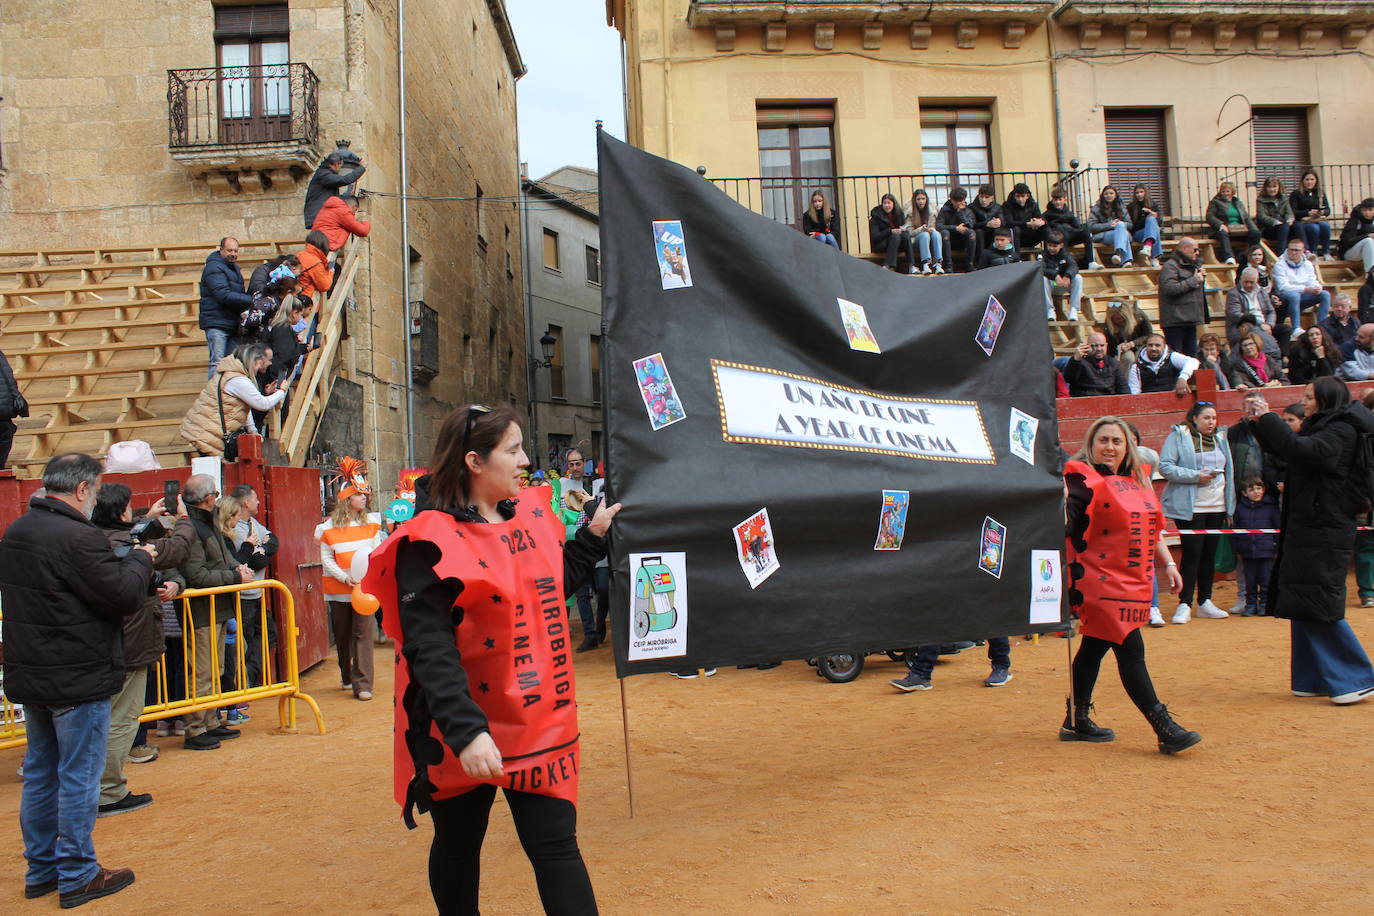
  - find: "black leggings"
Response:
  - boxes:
[428,784,597,916]
[1176,511,1226,604]
[1072,630,1160,713]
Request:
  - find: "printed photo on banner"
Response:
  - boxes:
[732,508,780,588]
[628,552,689,660]
[979,516,1006,579]
[1008,408,1039,465]
[874,490,911,550]
[633,352,687,430]
[974,295,1007,356]
[652,220,693,289]
[837,297,881,353]
[1028,549,1063,624]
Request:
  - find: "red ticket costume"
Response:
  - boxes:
[1064,459,1165,644]
[362,486,580,820]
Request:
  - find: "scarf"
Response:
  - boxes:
[1193,431,1217,453]
[1243,353,1269,383]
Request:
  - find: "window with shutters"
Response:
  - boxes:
[590,334,602,404]
[1252,107,1311,192]
[757,105,837,238]
[1104,109,1172,216]
[585,245,601,286]
[542,228,559,271]
[547,325,565,399]
[919,107,993,206]
[214,4,290,143]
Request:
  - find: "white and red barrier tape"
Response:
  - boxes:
[1172,527,1374,534]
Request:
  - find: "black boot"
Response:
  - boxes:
[575,635,599,653]
[1144,703,1202,754]
[1059,698,1115,743]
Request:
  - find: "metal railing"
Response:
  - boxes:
[710,164,1374,256]
[167,62,319,149]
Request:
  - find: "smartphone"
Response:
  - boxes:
[164,480,180,511]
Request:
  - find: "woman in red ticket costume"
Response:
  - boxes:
[362,405,619,915]
[1061,416,1203,754]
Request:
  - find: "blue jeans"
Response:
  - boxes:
[908,637,1010,679]
[1043,275,1083,317]
[1290,618,1374,696]
[1093,224,1133,261]
[812,233,841,249]
[1261,222,1293,254]
[915,230,943,263]
[21,699,111,891]
[1279,289,1330,323]
[1297,221,1332,255]
[1132,217,1163,257]
[205,328,234,377]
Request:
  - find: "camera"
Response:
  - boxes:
[113,515,167,595]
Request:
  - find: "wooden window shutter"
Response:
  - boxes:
[1104,109,1171,214]
[919,108,993,126]
[214,4,290,40]
[755,106,834,127]
[1252,108,1311,183]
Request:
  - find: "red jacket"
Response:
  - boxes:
[311,196,372,251]
[296,243,333,302]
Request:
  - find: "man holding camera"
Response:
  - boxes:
[0,454,157,907]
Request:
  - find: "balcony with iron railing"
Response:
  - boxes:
[167,62,321,179]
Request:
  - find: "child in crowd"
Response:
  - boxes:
[1232,477,1280,616]
[978,227,1019,269]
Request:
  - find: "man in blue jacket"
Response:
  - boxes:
[197,238,251,378]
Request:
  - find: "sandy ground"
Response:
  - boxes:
[2,578,1373,915]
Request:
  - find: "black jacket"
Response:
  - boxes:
[868,204,905,250]
[304,162,366,229]
[0,349,25,421]
[1063,356,1128,397]
[1254,403,1374,622]
[802,209,838,237]
[248,255,293,297]
[1002,195,1042,231]
[936,201,977,232]
[268,321,307,381]
[99,519,193,669]
[1127,198,1161,233]
[1361,276,1374,325]
[1040,247,1078,282]
[0,496,154,705]
[1288,188,1331,220]
[1285,340,1336,385]
[1043,202,1084,233]
[968,197,1004,230]
[1320,315,1359,354]
[978,245,1019,269]
[198,251,252,334]
[1340,210,1374,257]
[1158,251,1207,327]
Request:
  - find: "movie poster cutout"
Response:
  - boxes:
[837,297,881,353]
[874,490,911,550]
[627,552,689,660]
[975,295,1007,356]
[732,508,780,589]
[979,516,1006,579]
[1009,408,1039,465]
[1029,549,1063,624]
[633,353,687,430]
[652,220,692,289]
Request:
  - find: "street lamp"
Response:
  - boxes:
[532,331,557,368]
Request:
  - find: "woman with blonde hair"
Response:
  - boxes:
[1061,416,1202,753]
[802,189,841,249]
[1206,180,1260,265]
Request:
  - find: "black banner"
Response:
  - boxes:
[598,133,1066,677]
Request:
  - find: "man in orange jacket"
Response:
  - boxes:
[311,195,372,252]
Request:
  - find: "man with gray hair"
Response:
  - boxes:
[0,453,156,907]
[1320,292,1358,354]
[1226,266,1286,353]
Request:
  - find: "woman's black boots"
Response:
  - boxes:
[1144,703,1202,754]
[1059,697,1116,742]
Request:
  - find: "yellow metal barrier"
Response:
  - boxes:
[0,578,324,750]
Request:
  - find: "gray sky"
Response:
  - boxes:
[508,0,626,180]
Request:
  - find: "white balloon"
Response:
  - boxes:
[350,548,370,582]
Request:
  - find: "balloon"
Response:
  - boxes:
[351,584,380,616]
[349,547,371,582]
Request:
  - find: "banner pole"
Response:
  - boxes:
[618,677,637,818]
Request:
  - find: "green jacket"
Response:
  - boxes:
[1256,193,1295,229]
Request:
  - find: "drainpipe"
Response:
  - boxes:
[1048,8,1066,171]
[397,0,416,466]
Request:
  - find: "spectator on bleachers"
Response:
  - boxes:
[1040,230,1080,321]
[0,348,25,470]
[239,274,296,344]
[937,187,981,270]
[1206,181,1261,265]
[247,254,300,297]
[1128,332,1199,395]
[1256,177,1298,254]
[1003,183,1047,250]
[295,230,334,306]
[1062,332,1127,397]
[1232,315,1283,361]
[268,298,314,386]
[904,189,945,273]
[178,342,286,458]
[868,193,917,274]
[802,191,841,249]
[311,194,372,252]
[1089,185,1133,267]
[977,227,1019,269]
[1360,269,1374,325]
[1197,333,1232,390]
[1238,243,1275,292]
[1229,333,1285,389]
[198,237,252,379]
[1339,198,1374,274]
[1289,169,1334,260]
[1226,266,1280,346]
[1103,300,1153,367]
[1320,293,1359,353]
[970,184,1012,254]
[1338,323,1374,381]
[1044,185,1101,269]
[1287,326,1337,384]
[303,149,366,230]
[229,484,277,695]
[1273,238,1331,323]
[1159,237,1208,357]
[1127,184,1164,267]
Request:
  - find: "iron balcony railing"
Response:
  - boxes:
[710,165,1374,256]
[167,62,319,149]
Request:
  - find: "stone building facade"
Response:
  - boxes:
[0,0,528,487]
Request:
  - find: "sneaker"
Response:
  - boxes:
[933,263,945,274]
[984,667,1013,687]
[1195,600,1228,619]
[341,682,352,691]
[908,265,920,275]
[1331,685,1374,705]
[207,725,241,740]
[1227,600,1247,614]
[1171,603,1192,624]
[58,865,135,909]
[183,733,221,751]
[1361,596,1374,608]
[921,262,932,275]
[1291,689,1326,697]
[1110,253,1122,266]
[1086,261,1103,270]
[890,671,933,692]
[224,709,249,726]
[1225,256,1237,265]
[172,719,186,737]
[1149,607,1166,627]
[1121,260,1133,268]
[670,668,718,679]
[126,744,159,764]
[154,722,170,738]
[357,690,373,701]
[96,792,153,819]
[1066,308,1079,322]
